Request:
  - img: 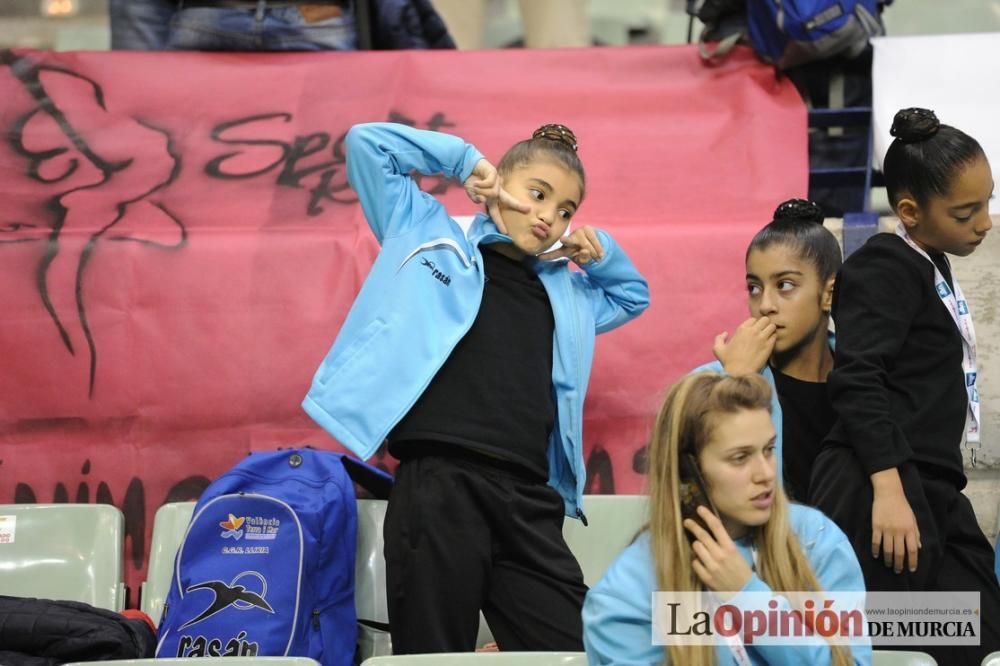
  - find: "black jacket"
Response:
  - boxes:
[824,232,968,487]
[0,596,155,666]
[369,0,455,50]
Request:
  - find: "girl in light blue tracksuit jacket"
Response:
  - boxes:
[583,373,870,665]
[302,122,648,652]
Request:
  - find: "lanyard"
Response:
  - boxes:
[894,225,981,461]
[717,546,759,666]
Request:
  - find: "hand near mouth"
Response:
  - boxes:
[713,316,777,376]
[538,225,604,266]
[684,505,754,596]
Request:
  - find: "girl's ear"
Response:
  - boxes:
[895,194,921,231]
[821,276,835,314]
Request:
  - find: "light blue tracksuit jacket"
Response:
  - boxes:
[302,122,650,519]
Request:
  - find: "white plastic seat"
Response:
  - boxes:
[362,652,587,665]
[63,657,320,666]
[139,501,196,625]
[871,650,938,665]
[0,503,126,611]
[356,498,393,659]
[562,495,648,586]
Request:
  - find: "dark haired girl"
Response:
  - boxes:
[810,108,998,664]
[697,198,842,502]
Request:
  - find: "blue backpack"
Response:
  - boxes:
[155,448,392,665]
[747,0,884,69]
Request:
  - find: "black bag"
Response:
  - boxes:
[0,595,156,666]
[686,0,748,62]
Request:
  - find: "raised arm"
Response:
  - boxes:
[568,228,650,334]
[345,122,483,243]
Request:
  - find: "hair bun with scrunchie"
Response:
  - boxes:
[532,124,578,152]
[773,198,824,224]
[890,107,940,143]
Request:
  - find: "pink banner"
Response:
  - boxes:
[0,45,806,595]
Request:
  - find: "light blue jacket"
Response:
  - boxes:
[582,504,871,665]
[995,533,999,583]
[302,123,650,519]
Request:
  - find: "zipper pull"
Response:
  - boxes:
[312,609,321,630]
[576,508,588,527]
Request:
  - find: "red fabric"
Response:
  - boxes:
[121,608,157,635]
[0,45,806,597]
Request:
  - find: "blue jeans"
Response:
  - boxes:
[166,1,357,51]
[109,0,178,50]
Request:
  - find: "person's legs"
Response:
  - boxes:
[814,454,999,662]
[809,447,941,591]
[917,477,1000,665]
[108,0,177,50]
[383,456,492,653]
[166,6,262,50]
[429,0,487,49]
[260,6,357,51]
[482,479,587,650]
[518,0,590,48]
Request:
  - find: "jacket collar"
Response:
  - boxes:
[467,213,567,275]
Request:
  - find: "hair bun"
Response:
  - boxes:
[532,124,578,152]
[890,107,940,143]
[773,198,824,224]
